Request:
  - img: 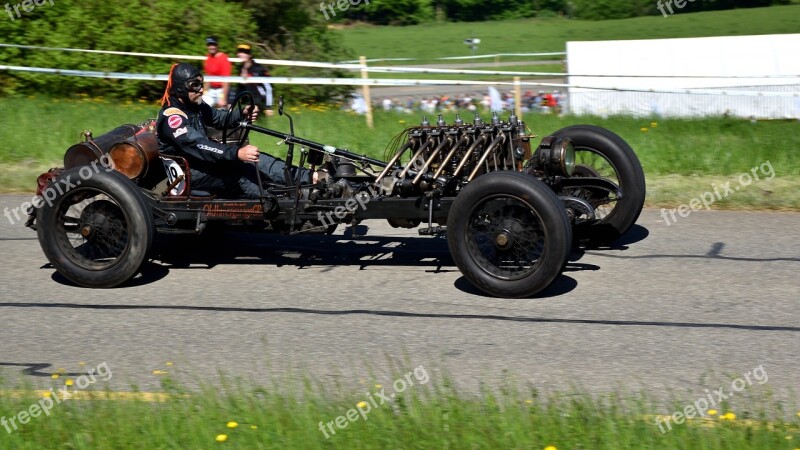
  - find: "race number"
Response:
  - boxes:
[161,158,186,196]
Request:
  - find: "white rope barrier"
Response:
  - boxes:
[2,64,798,97]
[3,43,799,79]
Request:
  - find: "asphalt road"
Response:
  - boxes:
[1,194,798,407]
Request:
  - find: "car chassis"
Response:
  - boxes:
[28,93,646,298]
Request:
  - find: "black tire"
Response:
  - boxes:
[550,125,646,245]
[447,171,572,298]
[36,167,154,288]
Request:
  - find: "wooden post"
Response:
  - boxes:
[360,56,374,129]
[513,76,522,119]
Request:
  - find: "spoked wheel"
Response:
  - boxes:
[37,167,154,288]
[448,171,571,298]
[550,125,645,246]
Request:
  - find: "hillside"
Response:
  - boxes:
[334,5,800,62]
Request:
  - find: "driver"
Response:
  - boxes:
[157,62,313,198]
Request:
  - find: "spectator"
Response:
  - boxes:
[233,44,274,117]
[202,36,231,108]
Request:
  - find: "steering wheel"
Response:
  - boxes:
[222,91,255,148]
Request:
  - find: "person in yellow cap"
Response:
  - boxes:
[233,44,274,117]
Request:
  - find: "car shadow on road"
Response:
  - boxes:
[47,224,651,298]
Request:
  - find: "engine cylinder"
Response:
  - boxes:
[108,131,159,179]
[64,124,140,169]
[63,121,158,179]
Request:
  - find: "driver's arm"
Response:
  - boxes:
[158,111,238,163]
[202,102,242,129]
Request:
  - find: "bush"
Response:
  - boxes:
[0,0,353,102]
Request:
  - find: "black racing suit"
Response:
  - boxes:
[156,97,310,198]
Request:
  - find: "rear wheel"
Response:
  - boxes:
[551,125,645,245]
[36,167,154,288]
[447,171,571,298]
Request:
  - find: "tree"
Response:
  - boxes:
[0,0,353,102]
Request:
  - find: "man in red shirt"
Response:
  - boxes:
[202,36,231,108]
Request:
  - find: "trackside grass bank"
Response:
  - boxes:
[0,373,797,449]
[1,97,798,209]
[335,5,800,63]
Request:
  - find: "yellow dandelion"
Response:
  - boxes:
[721,412,736,420]
[544,446,558,450]
[375,384,382,389]
[152,370,168,375]
[215,434,228,442]
[525,399,533,404]
[227,421,238,428]
[399,120,406,124]
[357,401,369,408]
[640,127,648,132]
[51,374,60,379]
[796,412,800,417]
[65,379,74,386]
[166,362,173,366]
[650,122,658,128]
[708,409,718,416]
[42,391,51,398]
[250,425,258,430]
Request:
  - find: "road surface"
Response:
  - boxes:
[1,195,798,408]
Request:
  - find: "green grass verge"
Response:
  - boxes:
[1,97,798,209]
[334,5,800,62]
[0,372,797,449]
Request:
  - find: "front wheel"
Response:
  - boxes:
[550,125,646,245]
[447,171,572,298]
[36,167,154,288]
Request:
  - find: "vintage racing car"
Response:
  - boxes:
[26,93,645,298]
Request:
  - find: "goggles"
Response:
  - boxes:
[185,78,204,93]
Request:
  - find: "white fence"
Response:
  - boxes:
[1,38,799,120]
[567,34,800,119]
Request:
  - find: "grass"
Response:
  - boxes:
[1,96,798,209]
[0,370,797,449]
[334,5,800,62]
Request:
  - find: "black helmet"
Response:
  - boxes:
[161,63,203,106]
